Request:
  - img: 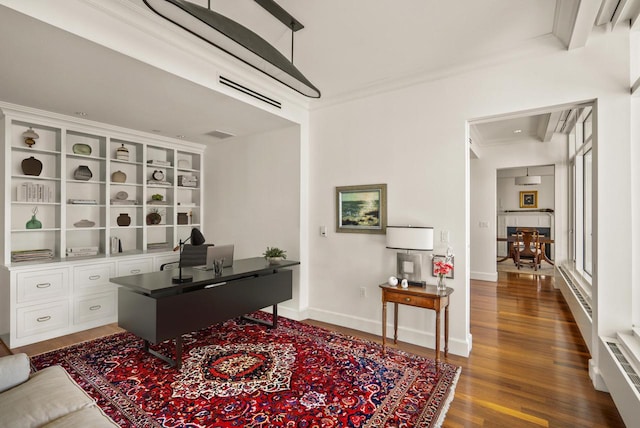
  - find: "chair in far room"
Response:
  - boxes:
[512,229,543,271]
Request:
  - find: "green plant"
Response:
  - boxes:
[263,247,287,259]
[151,194,163,201]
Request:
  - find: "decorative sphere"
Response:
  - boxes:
[388,276,398,286]
[401,279,409,288]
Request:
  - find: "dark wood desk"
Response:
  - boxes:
[111,257,299,369]
[379,284,453,365]
[497,235,555,265]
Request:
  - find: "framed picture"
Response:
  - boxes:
[336,183,387,234]
[432,255,454,279]
[519,190,538,208]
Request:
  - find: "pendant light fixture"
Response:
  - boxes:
[515,167,542,186]
[143,0,321,98]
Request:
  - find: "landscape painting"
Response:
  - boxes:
[336,184,387,234]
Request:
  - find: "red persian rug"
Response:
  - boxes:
[30,314,460,427]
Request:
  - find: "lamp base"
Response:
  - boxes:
[172,274,193,284]
[396,252,423,285]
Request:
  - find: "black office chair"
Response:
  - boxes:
[160,244,213,271]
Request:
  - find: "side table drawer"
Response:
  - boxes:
[16,269,69,304]
[74,291,116,324]
[17,301,69,338]
[74,263,116,295]
[384,291,435,309]
[117,258,153,276]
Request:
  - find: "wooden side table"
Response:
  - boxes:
[379,284,453,364]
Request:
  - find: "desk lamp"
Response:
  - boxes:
[172,227,206,283]
[386,226,434,286]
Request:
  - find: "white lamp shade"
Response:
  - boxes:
[386,226,434,251]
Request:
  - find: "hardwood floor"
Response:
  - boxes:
[1,272,625,427]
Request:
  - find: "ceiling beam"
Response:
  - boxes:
[569,0,602,49]
[537,111,562,142]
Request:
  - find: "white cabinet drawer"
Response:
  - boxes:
[74,291,116,324]
[16,269,69,304]
[74,262,116,295]
[17,301,69,338]
[117,258,153,276]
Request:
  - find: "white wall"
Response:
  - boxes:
[471,139,565,281]
[308,27,631,362]
[204,125,303,317]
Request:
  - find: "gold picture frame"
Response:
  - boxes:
[519,190,538,208]
[336,184,387,234]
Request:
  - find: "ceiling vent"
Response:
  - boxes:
[207,129,235,139]
[219,76,282,109]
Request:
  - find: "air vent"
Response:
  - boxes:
[207,130,235,139]
[219,76,282,109]
[607,341,640,393]
[557,266,592,318]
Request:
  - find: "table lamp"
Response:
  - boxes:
[386,226,434,286]
[172,227,206,283]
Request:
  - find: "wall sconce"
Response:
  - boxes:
[386,226,434,286]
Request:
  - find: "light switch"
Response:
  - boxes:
[320,226,327,237]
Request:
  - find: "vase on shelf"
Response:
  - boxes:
[73,165,92,181]
[117,213,131,227]
[21,156,43,176]
[115,144,129,161]
[437,275,447,291]
[26,207,42,229]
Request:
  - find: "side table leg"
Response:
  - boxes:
[435,309,441,366]
[444,304,450,357]
[382,301,387,353]
[393,302,399,345]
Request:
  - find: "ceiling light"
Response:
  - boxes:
[515,168,541,186]
[75,112,88,116]
[513,129,522,134]
[176,135,185,139]
[143,0,321,98]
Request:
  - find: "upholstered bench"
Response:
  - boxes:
[0,353,117,427]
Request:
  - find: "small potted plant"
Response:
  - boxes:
[263,247,287,264]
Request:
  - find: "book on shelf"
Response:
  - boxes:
[147,242,170,250]
[66,246,99,253]
[147,180,172,186]
[110,199,137,205]
[65,251,98,258]
[69,199,98,205]
[18,182,54,203]
[147,160,171,166]
[11,248,54,262]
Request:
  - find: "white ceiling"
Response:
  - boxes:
[0,0,633,144]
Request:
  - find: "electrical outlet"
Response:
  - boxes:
[360,287,366,298]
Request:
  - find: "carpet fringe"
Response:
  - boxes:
[433,367,462,428]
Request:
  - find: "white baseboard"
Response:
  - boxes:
[471,271,497,282]
[306,307,472,357]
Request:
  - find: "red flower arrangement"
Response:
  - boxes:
[433,259,453,279]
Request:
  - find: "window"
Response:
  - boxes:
[568,107,593,285]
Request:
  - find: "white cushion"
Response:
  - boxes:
[0,365,94,428]
[0,353,30,393]
[44,406,119,427]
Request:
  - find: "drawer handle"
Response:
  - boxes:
[89,275,101,281]
[36,316,51,323]
[130,269,141,274]
[36,282,51,289]
[89,305,102,311]
[404,297,411,302]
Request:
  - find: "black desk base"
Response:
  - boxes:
[143,305,280,369]
[118,269,293,370]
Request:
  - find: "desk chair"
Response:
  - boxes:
[512,229,543,270]
[160,244,213,271]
